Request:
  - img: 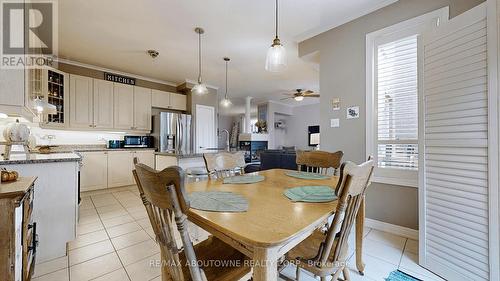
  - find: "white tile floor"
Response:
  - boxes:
[32,186,445,281]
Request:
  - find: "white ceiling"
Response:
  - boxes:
[58,0,397,115]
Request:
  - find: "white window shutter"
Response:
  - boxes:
[419,3,498,281]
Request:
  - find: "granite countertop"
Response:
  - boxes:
[0,152,82,165]
[30,145,156,154]
[0,177,37,199]
[76,148,156,152]
[155,152,205,159]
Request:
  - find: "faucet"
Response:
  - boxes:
[221,129,230,152]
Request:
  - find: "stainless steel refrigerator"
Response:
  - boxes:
[152,111,193,154]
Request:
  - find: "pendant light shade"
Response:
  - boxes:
[265,0,286,72]
[192,27,208,95]
[33,96,57,114]
[220,57,232,107]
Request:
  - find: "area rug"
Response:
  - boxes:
[385,270,423,281]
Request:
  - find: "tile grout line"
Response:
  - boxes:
[89,193,133,281]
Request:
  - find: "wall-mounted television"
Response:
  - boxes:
[308,125,320,147]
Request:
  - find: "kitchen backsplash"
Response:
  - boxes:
[0,117,126,146]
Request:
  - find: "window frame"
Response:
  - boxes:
[365,7,449,188]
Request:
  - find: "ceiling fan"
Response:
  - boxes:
[281,89,320,101]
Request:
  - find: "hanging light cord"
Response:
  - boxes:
[198,32,202,83]
[275,0,279,39]
[225,60,228,99]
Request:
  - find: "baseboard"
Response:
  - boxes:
[365,218,419,240]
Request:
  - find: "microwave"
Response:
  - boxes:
[123,136,154,148]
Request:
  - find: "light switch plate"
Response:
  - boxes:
[330,118,340,128]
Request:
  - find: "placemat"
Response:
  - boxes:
[284,186,337,203]
[223,175,265,184]
[189,191,248,212]
[285,171,331,180]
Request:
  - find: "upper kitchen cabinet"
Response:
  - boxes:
[152,89,187,111]
[40,69,70,128]
[0,68,29,116]
[113,83,134,130]
[170,92,187,111]
[133,86,152,131]
[69,74,93,128]
[93,79,114,129]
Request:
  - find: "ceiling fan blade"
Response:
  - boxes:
[304,90,314,94]
[305,94,320,98]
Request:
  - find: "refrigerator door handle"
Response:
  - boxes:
[177,116,183,154]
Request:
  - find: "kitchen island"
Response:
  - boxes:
[0,153,80,262]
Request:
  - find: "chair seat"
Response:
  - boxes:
[287,229,337,262]
[286,229,346,277]
[179,236,251,281]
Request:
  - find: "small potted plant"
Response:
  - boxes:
[255,120,267,133]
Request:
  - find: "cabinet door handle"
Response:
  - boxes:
[89,125,93,127]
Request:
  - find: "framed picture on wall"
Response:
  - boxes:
[347,106,360,119]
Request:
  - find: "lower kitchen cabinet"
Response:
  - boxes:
[81,150,155,190]
[155,155,178,170]
[80,151,108,192]
[107,151,135,188]
[134,150,155,168]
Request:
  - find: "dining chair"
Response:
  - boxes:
[296,150,344,175]
[132,158,251,281]
[203,151,246,179]
[283,158,374,281]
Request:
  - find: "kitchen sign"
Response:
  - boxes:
[104,72,136,85]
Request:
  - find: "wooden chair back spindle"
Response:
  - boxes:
[296,150,344,175]
[133,158,206,281]
[203,152,246,179]
[320,158,374,268]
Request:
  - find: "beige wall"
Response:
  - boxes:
[299,0,485,230]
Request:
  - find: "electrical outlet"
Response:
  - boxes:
[330,119,340,128]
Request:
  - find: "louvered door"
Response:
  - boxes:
[419,3,498,281]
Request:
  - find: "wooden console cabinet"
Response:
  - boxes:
[0,177,38,281]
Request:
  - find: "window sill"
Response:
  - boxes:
[371,176,418,188]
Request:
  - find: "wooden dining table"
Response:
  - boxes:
[185,169,366,281]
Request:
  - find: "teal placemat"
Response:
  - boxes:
[385,270,423,281]
[285,171,331,180]
[189,191,248,212]
[223,175,265,184]
[284,186,337,203]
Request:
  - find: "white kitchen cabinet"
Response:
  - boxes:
[155,155,178,170]
[69,74,93,128]
[170,93,187,111]
[80,151,108,191]
[151,90,187,111]
[107,151,135,188]
[93,79,114,129]
[113,83,134,130]
[133,86,152,131]
[151,89,170,109]
[134,150,155,168]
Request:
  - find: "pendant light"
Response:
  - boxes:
[33,96,57,114]
[192,27,209,95]
[220,57,232,107]
[265,0,286,72]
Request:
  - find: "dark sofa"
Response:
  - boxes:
[259,149,297,171]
